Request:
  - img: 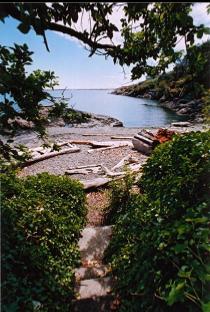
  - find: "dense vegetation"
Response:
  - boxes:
[114,41,210,120]
[1,172,86,311]
[106,131,210,311]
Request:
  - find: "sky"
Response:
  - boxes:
[0,3,209,89]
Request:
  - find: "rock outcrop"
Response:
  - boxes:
[112,83,204,123]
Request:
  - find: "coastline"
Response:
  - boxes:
[112,86,204,123]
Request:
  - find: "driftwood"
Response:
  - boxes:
[80,165,143,190]
[69,140,93,145]
[82,133,112,137]
[82,134,133,140]
[81,177,111,190]
[66,165,103,175]
[132,138,153,155]
[68,164,102,170]
[134,134,154,146]
[110,136,133,140]
[29,141,73,158]
[111,154,139,171]
[139,130,156,140]
[87,141,133,153]
[24,146,80,167]
[101,165,125,177]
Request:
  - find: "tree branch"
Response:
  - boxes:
[2,3,116,53]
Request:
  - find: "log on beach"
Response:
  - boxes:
[23,146,80,167]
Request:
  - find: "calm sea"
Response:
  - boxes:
[49,89,185,127]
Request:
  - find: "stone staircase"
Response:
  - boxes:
[73,226,116,311]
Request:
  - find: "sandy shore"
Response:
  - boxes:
[15,122,206,181]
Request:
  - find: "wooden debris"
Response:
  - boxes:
[110,136,133,140]
[134,134,154,146]
[101,165,125,177]
[133,128,176,155]
[66,165,103,175]
[24,146,80,166]
[88,145,122,153]
[81,177,111,190]
[111,154,139,171]
[80,163,143,190]
[132,138,153,155]
[139,129,156,140]
[68,164,102,170]
[87,141,133,153]
[82,134,112,137]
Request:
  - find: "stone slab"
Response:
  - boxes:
[75,265,110,281]
[75,277,114,299]
[78,226,112,262]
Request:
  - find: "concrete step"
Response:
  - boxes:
[78,226,112,263]
[75,276,115,300]
[75,264,111,281]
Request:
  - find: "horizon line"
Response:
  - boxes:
[46,88,115,90]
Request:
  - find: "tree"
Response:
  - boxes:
[0,44,62,168]
[0,44,58,137]
[1,3,209,78]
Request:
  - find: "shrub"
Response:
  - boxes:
[105,171,136,224]
[49,102,90,124]
[1,172,86,311]
[106,131,210,312]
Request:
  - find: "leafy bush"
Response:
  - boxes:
[1,172,86,311]
[63,108,90,124]
[106,131,210,312]
[49,102,90,124]
[105,172,137,224]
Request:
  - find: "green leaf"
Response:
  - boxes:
[166,282,185,305]
[17,22,30,34]
[203,27,210,35]
[202,302,210,312]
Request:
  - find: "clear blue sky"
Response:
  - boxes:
[1,3,209,89]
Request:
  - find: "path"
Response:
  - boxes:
[72,185,118,311]
[73,225,115,311]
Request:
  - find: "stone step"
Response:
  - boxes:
[72,295,115,312]
[75,276,115,300]
[78,226,112,263]
[75,264,111,281]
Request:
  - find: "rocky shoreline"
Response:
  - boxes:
[112,86,204,123]
[6,108,124,132]
[65,111,124,128]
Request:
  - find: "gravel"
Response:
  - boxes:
[15,123,205,180]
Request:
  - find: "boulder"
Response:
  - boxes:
[8,117,34,129]
[112,121,123,127]
[177,107,192,115]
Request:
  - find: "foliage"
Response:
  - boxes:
[202,89,210,125]
[49,102,91,124]
[105,171,137,224]
[106,131,210,311]
[1,172,86,311]
[0,44,58,137]
[1,3,210,79]
[116,40,210,105]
